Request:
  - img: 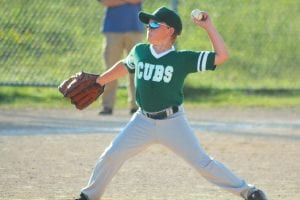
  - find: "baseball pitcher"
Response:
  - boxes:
[65,6,268,200]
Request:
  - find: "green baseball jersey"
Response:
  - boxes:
[124,43,216,112]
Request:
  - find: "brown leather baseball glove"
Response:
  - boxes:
[58,71,105,110]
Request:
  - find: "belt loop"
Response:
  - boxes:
[172,106,179,113]
[166,107,172,116]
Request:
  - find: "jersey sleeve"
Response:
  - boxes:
[181,51,216,73]
[123,45,137,74]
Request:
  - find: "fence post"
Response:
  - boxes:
[171,0,179,48]
[171,0,178,13]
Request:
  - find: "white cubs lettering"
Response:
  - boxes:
[137,62,173,83]
[163,66,173,83]
[152,65,164,82]
[143,63,155,80]
[137,62,144,79]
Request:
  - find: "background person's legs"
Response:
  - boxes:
[100,33,125,115]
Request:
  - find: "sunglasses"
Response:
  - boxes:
[147,21,170,29]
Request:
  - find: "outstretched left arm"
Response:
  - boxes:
[96,61,129,86]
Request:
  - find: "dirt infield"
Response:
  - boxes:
[0,107,299,200]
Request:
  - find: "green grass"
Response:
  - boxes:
[1,86,299,109]
[183,86,300,108]
[0,86,67,109]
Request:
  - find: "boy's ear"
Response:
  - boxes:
[168,27,175,35]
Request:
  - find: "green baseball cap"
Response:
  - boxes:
[139,7,182,35]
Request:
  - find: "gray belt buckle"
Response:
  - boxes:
[166,107,173,116]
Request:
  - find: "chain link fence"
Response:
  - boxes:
[0,0,299,89]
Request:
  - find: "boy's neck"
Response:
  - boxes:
[151,43,174,54]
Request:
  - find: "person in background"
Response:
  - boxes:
[97,0,144,115]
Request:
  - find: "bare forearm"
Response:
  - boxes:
[96,61,129,86]
[206,24,229,65]
[124,0,142,4]
[99,0,141,7]
[99,0,125,7]
[192,12,229,65]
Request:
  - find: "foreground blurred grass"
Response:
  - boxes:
[1,86,299,109]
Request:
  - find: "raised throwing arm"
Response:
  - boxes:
[193,12,229,66]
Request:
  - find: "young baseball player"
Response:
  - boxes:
[75,7,268,200]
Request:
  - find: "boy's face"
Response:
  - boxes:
[146,20,174,45]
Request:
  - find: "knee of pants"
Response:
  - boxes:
[98,146,129,165]
[191,155,214,170]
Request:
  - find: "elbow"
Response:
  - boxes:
[216,51,229,65]
[222,51,230,62]
[126,0,142,4]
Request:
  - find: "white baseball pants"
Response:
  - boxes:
[81,106,253,200]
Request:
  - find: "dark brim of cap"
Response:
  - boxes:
[139,12,162,24]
